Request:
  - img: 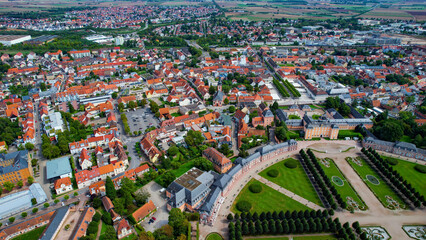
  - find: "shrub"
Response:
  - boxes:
[249,183,262,193]
[267,169,279,178]
[284,159,298,169]
[414,165,426,173]
[385,157,398,166]
[236,201,252,212]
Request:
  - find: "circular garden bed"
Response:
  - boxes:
[267,169,279,178]
[236,200,252,212]
[205,232,224,240]
[332,176,344,186]
[284,159,298,169]
[366,175,380,185]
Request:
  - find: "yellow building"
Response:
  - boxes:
[0,150,33,185]
[304,123,339,139]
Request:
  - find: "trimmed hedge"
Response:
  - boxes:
[414,165,426,173]
[236,201,252,212]
[284,159,298,169]
[267,169,279,178]
[249,183,263,193]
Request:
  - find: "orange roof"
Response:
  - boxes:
[71,207,95,240]
[132,200,156,222]
[98,164,114,175]
[54,177,72,190]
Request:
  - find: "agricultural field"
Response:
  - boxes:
[231,179,311,214]
[346,156,406,210]
[259,158,323,207]
[360,8,416,20]
[381,156,426,197]
[317,157,367,210]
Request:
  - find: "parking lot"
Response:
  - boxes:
[137,181,169,232]
[125,108,160,134]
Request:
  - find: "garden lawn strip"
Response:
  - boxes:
[259,158,323,207]
[382,155,426,197]
[231,179,312,214]
[317,158,366,210]
[346,157,406,209]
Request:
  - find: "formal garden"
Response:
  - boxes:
[231,179,312,214]
[314,156,366,211]
[360,226,390,240]
[259,158,323,207]
[362,148,424,208]
[381,155,426,197]
[402,225,426,240]
[205,232,224,240]
[346,156,406,210]
[10,226,47,240]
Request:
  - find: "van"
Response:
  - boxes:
[159,188,166,193]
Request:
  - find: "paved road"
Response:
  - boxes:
[137,181,168,232]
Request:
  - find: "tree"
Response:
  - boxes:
[17,180,23,188]
[31,198,37,205]
[21,212,27,218]
[168,208,187,237]
[32,208,38,214]
[105,176,117,200]
[193,157,213,171]
[9,217,15,223]
[3,181,14,192]
[128,101,137,109]
[224,98,229,105]
[229,106,236,113]
[102,211,113,225]
[93,212,102,222]
[112,92,118,99]
[113,198,125,215]
[135,189,151,205]
[44,203,50,208]
[373,119,404,142]
[54,199,60,204]
[149,101,160,113]
[275,127,288,141]
[104,225,118,240]
[25,142,35,151]
[64,195,69,200]
[27,176,34,185]
[74,192,78,197]
[168,146,179,156]
[86,221,99,236]
[209,86,216,95]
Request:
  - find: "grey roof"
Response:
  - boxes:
[262,109,274,118]
[40,207,69,240]
[46,156,72,179]
[0,183,47,219]
[0,150,29,175]
[199,186,221,214]
[213,91,225,102]
[213,174,231,189]
[394,141,417,151]
[220,114,232,126]
[276,109,287,122]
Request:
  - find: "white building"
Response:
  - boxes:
[54,177,73,195]
[43,111,64,137]
[0,35,31,46]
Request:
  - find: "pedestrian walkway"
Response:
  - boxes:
[254,175,324,211]
[243,233,336,239]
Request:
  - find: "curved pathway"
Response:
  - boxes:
[254,175,324,211]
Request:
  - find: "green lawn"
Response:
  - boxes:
[205,233,224,240]
[382,156,426,196]
[11,225,47,240]
[259,158,323,207]
[346,157,406,210]
[317,158,367,210]
[247,237,289,240]
[293,235,338,240]
[171,161,195,177]
[231,179,312,214]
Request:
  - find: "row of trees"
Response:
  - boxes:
[273,78,290,98]
[300,149,339,210]
[362,148,424,207]
[283,80,301,97]
[120,113,130,135]
[228,210,356,240]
